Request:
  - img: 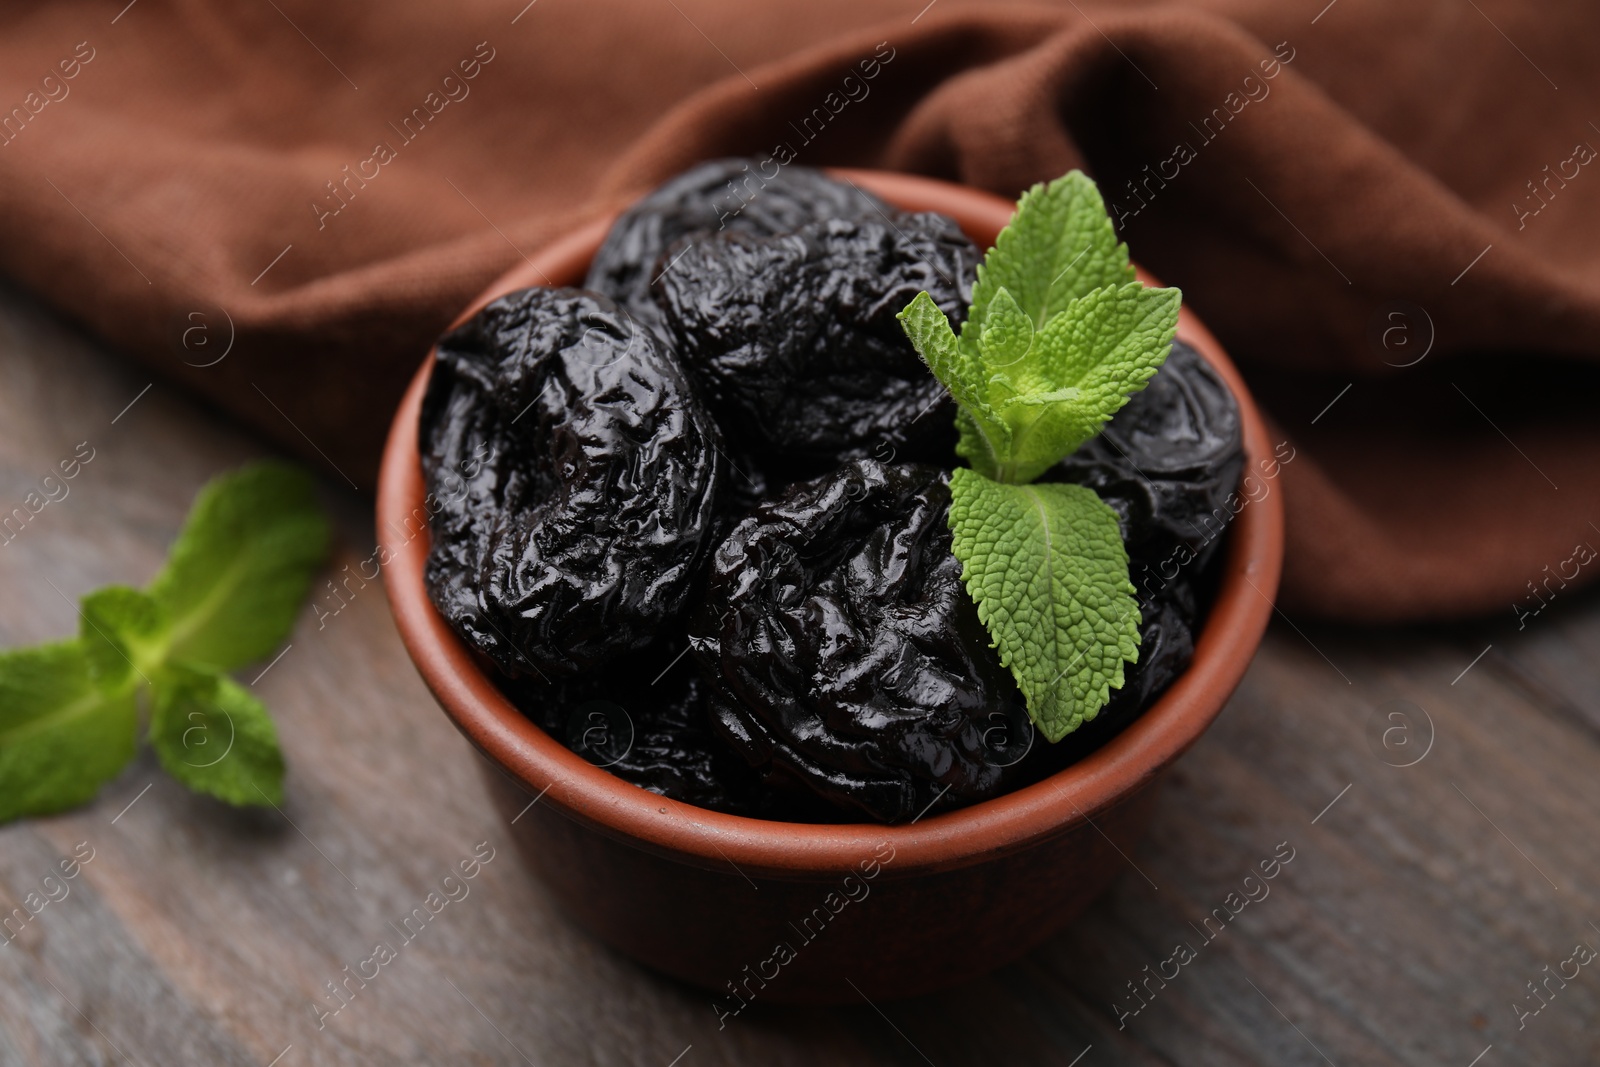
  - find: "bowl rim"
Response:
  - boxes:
[377,168,1284,879]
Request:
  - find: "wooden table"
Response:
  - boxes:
[2,281,1596,1067]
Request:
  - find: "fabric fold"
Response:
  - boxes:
[0,0,1596,622]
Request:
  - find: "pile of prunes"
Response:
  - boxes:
[419,160,1244,824]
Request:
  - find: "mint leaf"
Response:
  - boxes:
[901,292,1010,478]
[963,171,1135,340]
[899,290,982,408]
[953,407,1005,480]
[900,173,1179,485]
[80,585,169,686]
[0,461,321,825]
[947,469,1140,742]
[977,288,1035,375]
[0,641,137,822]
[926,281,1180,485]
[994,282,1180,483]
[150,665,284,806]
[148,462,330,672]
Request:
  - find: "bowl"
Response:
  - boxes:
[377,169,1284,1004]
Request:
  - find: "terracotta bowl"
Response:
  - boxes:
[377,169,1284,1005]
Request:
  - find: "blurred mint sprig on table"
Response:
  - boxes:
[897,171,1181,743]
[0,463,329,823]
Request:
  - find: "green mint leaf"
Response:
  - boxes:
[963,170,1135,340]
[899,171,1178,486]
[900,292,1012,478]
[0,641,137,823]
[80,585,170,687]
[147,462,330,672]
[0,461,324,824]
[899,290,982,408]
[947,469,1140,742]
[150,664,284,806]
[994,282,1181,483]
[953,407,1004,480]
[977,287,1035,380]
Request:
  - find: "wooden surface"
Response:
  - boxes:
[2,280,1598,1067]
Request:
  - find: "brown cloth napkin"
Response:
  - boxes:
[2,0,1597,624]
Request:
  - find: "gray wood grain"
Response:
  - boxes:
[1,281,1597,1066]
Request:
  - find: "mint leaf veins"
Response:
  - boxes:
[0,462,328,823]
[898,171,1181,742]
[947,472,1140,741]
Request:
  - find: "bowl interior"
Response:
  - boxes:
[377,168,1284,878]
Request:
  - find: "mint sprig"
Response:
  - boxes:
[0,463,328,822]
[898,172,1180,742]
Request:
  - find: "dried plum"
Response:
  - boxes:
[419,287,722,680]
[654,214,977,474]
[1049,339,1243,623]
[689,459,1031,823]
[504,646,775,816]
[585,159,890,334]
[1107,598,1194,719]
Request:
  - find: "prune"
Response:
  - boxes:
[655,214,978,473]
[1049,339,1244,622]
[419,287,722,680]
[504,646,774,816]
[689,459,1031,823]
[1107,598,1194,719]
[585,159,891,335]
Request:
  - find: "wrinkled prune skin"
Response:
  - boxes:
[1050,340,1244,625]
[503,646,776,816]
[585,159,890,335]
[419,287,722,681]
[1108,598,1194,719]
[690,459,1031,823]
[655,214,977,474]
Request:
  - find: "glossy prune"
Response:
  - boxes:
[419,287,722,681]
[585,159,890,335]
[689,459,1031,823]
[655,214,978,473]
[1050,339,1244,621]
[1108,598,1194,718]
[505,646,773,816]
